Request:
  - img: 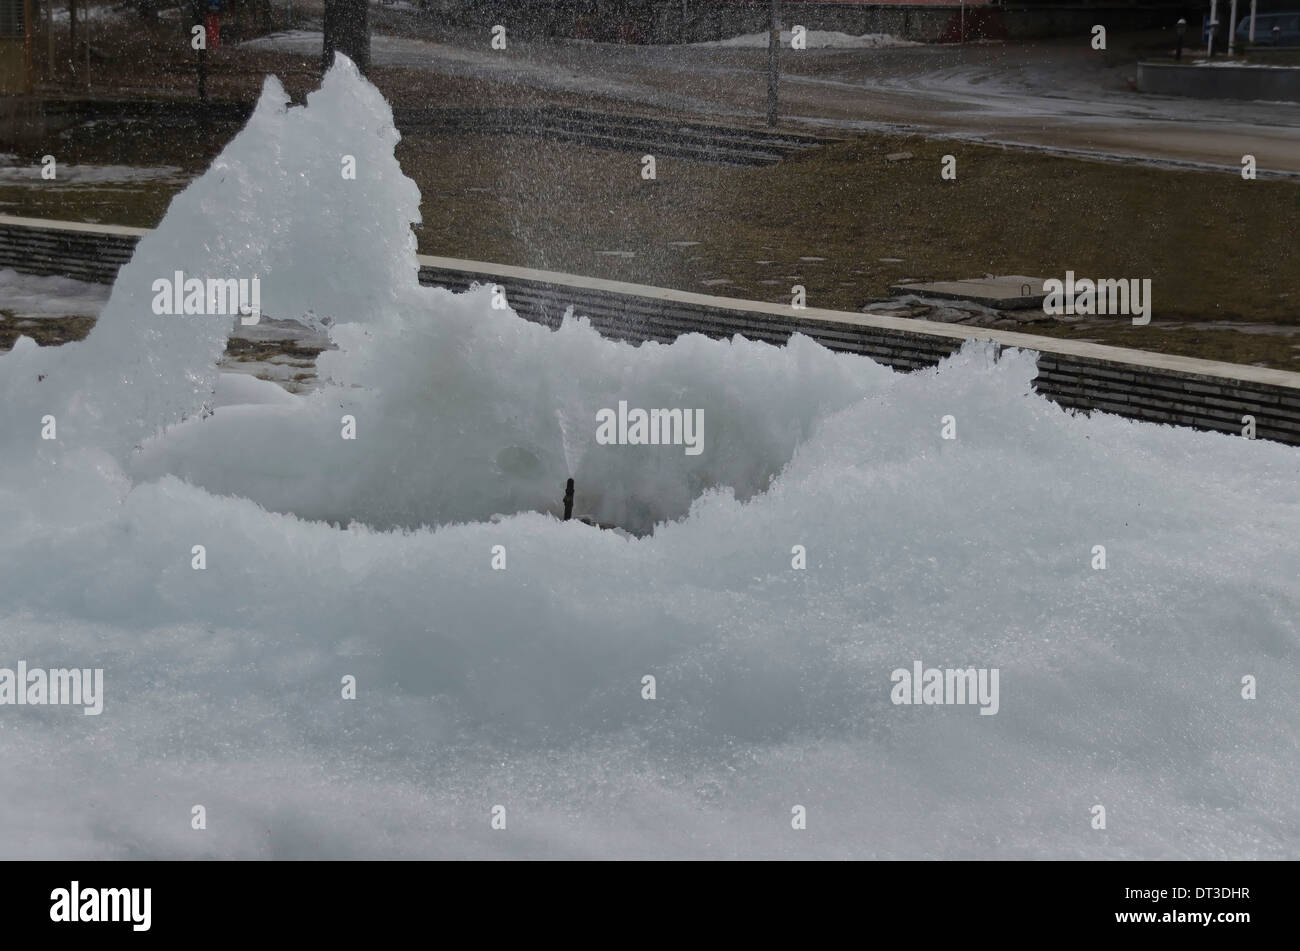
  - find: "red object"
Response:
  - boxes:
[205,13,221,50]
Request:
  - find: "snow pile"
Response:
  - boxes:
[0,58,1297,860]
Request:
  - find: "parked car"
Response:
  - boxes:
[1237,11,1300,46]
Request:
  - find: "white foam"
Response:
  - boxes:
[0,57,1296,860]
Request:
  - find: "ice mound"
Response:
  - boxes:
[130,301,887,532]
[110,60,882,533]
[0,58,1297,860]
[25,57,420,459]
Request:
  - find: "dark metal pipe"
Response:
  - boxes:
[766,0,780,127]
[563,478,574,521]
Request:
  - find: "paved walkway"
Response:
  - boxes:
[245,29,1300,177]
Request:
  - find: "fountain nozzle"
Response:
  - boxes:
[563,478,575,521]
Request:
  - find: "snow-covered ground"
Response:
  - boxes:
[688,31,920,50]
[1195,59,1300,68]
[245,28,1300,175]
[0,269,326,392]
[243,30,657,104]
[0,269,109,318]
[0,163,187,185]
[52,3,126,24]
[0,60,1297,859]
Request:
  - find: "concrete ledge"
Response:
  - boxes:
[1137,61,1300,102]
[3,215,1299,446]
[889,276,1046,310]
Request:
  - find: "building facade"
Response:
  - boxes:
[430,1,1197,43]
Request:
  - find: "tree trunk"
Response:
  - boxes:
[322,0,369,75]
[68,0,76,80]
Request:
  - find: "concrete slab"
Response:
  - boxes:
[890,275,1047,310]
[1138,61,1300,103]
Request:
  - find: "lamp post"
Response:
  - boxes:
[766,0,780,127]
[1175,17,1186,60]
[196,16,206,103]
[1228,0,1238,56]
[1208,0,1218,57]
[1249,0,1257,43]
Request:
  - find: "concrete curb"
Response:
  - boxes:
[1137,61,1300,102]
[3,214,1299,446]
